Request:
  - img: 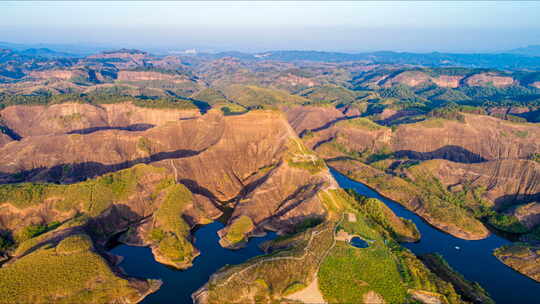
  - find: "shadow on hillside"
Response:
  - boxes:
[67,123,155,135]
[394,145,487,163]
[0,124,22,140]
[494,192,540,210]
[298,115,361,137]
[0,148,202,184]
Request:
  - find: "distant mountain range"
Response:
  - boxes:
[2,41,540,69]
[203,50,540,69]
[507,45,540,57]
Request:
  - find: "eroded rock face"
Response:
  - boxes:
[0,102,200,137]
[0,105,337,303]
[422,159,540,208]
[284,105,345,135]
[495,244,540,282]
[307,113,540,162]
[116,71,190,83]
[0,132,12,147]
[464,73,515,87]
[510,202,540,229]
[392,115,540,161]
[28,69,73,80]
[382,71,432,88]
[431,75,463,88]
[0,106,333,246]
[378,71,465,88]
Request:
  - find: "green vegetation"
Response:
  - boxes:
[0,233,150,304]
[282,282,307,296]
[487,214,529,234]
[0,164,168,215]
[319,241,408,303]
[220,103,247,115]
[137,136,152,155]
[513,130,529,138]
[298,85,362,105]
[55,233,93,254]
[16,222,61,243]
[420,253,494,304]
[222,85,308,108]
[202,187,468,304]
[346,190,420,242]
[530,153,540,163]
[493,243,540,282]
[206,219,335,303]
[380,84,423,102]
[406,165,488,236]
[0,92,198,110]
[223,216,254,245]
[328,159,487,238]
[337,117,385,131]
[151,184,196,267]
[190,88,229,105]
[285,138,326,174]
[318,190,463,304]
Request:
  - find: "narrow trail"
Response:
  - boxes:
[169,159,178,181]
[214,211,345,288]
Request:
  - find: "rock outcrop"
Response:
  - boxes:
[0,105,337,303]
[494,244,540,282]
[463,73,515,87]
[417,159,540,208]
[116,71,190,83]
[0,102,200,137]
[306,113,540,162]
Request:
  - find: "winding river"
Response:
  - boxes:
[111,170,540,304]
[332,168,540,304]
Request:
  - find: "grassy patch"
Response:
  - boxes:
[319,242,408,303]
[285,138,326,174]
[223,85,308,108]
[224,216,254,245]
[337,117,385,131]
[347,190,420,242]
[282,282,307,296]
[487,213,529,234]
[55,233,93,254]
[16,221,61,243]
[0,164,168,216]
[513,130,529,138]
[137,136,152,155]
[0,235,145,304]
[151,184,196,266]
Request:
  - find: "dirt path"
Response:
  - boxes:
[286,277,326,304]
[214,212,344,288]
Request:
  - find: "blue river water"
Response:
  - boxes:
[110,169,540,304]
[110,222,276,304]
[331,168,540,304]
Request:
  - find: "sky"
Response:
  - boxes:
[1,1,540,53]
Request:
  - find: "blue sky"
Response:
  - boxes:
[1,1,539,53]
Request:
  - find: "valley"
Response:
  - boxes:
[0,47,539,304]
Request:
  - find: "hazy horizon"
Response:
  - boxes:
[1,1,540,54]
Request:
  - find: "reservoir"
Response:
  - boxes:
[331,168,540,304]
[110,222,275,304]
[110,169,540,303]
